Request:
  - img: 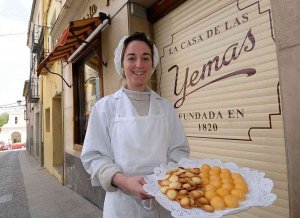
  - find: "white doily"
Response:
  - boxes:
[143,158,277,218]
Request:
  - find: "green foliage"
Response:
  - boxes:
[0,112,9,127]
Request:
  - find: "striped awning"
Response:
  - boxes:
[37,16,104,75]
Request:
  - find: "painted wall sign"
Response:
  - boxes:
[158,0,281,141]
[84,4,97,19]
[82,1,110,19]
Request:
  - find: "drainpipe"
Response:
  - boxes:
[61,61,65,185]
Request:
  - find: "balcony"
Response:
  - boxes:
[29,54,40,103]
[28,26,50,103]
[29,76,40,103]
[36,26,49,65]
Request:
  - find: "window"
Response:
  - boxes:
[50,11,56,51]
[45,108,50,132]
[15,117,18,124]
[73,38,103,145]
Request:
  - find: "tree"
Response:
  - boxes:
[0,112,9,127]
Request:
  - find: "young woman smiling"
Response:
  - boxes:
[81,32,190,218]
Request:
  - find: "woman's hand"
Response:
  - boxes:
[112,173,153,200]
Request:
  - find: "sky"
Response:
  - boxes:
[0,0,32,109]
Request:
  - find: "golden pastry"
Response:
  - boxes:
[188,190,203,199]
[166,189,177,200]
[210,196,225,210]
[201,204,214,213]
[160,186,169,194]
[168,174,179,182]
[180,197,191,208]
[223,194,239,208]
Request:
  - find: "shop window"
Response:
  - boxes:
[73,39,103,146]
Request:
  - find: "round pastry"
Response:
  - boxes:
[160,186,169,194]
[185,171,195,178]
[223,194,239,208]
[216,188,230,197]
[210,196,225,210]
[159,179,170,186]
[221,177,233,184]
[178,189,188,196]
[182,183,192,189]
[211,166,221,175]
[168,174,179,182]
[189,168,201,174]
[197,197,209,205]
[169,181,182,189]
[209,175,221,181]
[201,204,214,213]
[191,177,202,184]
[176,194,187,201]
[231,189,246,201]
[199,171,209,179]
[220,173,231,179]
[220,168,231,175]
[210,179,222,189]
[204,190,217,201]
[201,177,210,186]
[166,189,177,200]
[201,164,211,172]
[222,183,234,191]
[205,184,217,192]
[162,174,171,180]
[235,183,248,193]
[180,197,191,209]
[188,190,203,199]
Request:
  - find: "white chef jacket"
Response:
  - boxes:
[81,88,190,192]
[81,88,189,217]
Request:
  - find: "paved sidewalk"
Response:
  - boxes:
[19,150,103,218]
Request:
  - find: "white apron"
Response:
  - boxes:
[103,90,172,218]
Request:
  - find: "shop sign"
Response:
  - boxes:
[159,1,281,141]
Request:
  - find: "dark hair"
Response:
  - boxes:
[121,32,154,63]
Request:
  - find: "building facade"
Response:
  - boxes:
[0,107,26,146]
[25,0,300,217]
[26,0,43,165]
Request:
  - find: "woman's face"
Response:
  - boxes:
[122,40,152,91]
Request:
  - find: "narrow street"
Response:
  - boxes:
[0,150,102,218]
[0,150,30,217]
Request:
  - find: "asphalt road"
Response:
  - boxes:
[0,150,30,217]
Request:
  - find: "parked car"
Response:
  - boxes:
[0,141,5,151]
[11,143,26,150]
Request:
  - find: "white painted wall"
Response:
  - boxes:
[0,107,27,145]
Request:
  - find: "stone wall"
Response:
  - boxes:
[65,152,105,209]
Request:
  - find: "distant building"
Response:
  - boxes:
[0,107,26,145]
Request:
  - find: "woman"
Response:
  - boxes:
[81,32,190,217]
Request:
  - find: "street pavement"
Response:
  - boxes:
[0,150,103,218]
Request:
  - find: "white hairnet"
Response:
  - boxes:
[114,35,159,78]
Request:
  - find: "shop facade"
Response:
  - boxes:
[153,1,299,217]
[153,1,288,217]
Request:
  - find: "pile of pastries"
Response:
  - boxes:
[158,164,248,213]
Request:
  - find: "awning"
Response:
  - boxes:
[37,14,108,75]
